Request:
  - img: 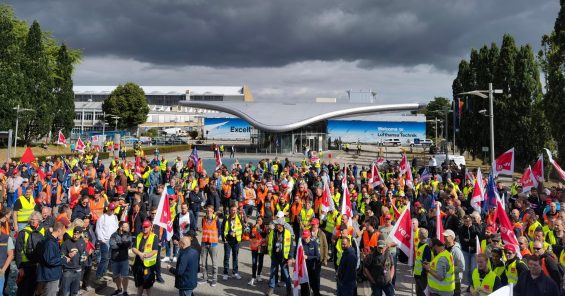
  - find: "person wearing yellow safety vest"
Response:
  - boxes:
[14,211,44,296]
[423,238,455,296]
[529,228,553,254]
[413,228,432,296]
[13,187,40,233]
[132,220,158,295]
[443,229,465,295]
[503,244,527,285]
[265,218,295,296]
[299,199,315,231]
[221,206,243,281]
[470,253,502,296]
[160,155,168,173]
[487,248,507,285]
[526,214,543,241]
[332,214,355,269]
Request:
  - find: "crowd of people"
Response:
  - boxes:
[0,146,564,296]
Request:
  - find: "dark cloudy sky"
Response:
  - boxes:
[4,0,559,103]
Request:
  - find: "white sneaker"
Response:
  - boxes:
[256,275,263,282]
[233,273,242,280]
[172,257,177,263]
[162,257,170,262]
[223,274,229,281]
[248,278,255,286]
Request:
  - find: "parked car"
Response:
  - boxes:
[379,138,401,146]
[122,137,139,145]
[410,139,434,147]
[151,137,167,145]
[166,137,188,145]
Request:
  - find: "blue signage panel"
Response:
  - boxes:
[204,117,253,140]
[327,120,426,143]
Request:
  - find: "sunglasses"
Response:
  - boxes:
[534,247,543,251]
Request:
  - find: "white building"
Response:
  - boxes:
[72,85,252,135]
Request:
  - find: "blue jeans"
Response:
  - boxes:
[179,289,193,296]
[371,282,395,296]
[165,240,178,257]
[462,250,476,286]
[223,243,239,274]
[268,257,291,290]
[95,241,110,279]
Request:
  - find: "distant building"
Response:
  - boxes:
[72,85,251,135]
[346,89,377,104]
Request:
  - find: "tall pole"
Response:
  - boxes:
[102,112,105,135]
[445,110,449,164]
[489,83,495,166]
[114,118,118,131]
[14,104,19,156]
[453,98,458,153]
[435,119,438,145]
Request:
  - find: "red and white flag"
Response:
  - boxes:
[493,148,514,177]
[470,168,484,213]
[56,130,67,146]
[310,151,319,163]
[320,179,336,219]
[153,185,174,240]
[135,156,142,177]
[214,148,222,170]
[532,154,544,182]
[369,162,383,187]
[389,203,414,266]
[495,198,521,257]
[341,166,353,223]
[75,137,85,152]
[399,154,409,176]
[376,157,385,166]
[436,202,444,243]
[292,238,310,296]
[404,158,414,189]
[545,148,565,181]
[519,166,537,192]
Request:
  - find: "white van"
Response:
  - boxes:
[380,138,401,146]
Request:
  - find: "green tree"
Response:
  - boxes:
[0,5,25,133]
[102,83,149,129]
[540,0,565,160]
[52,44,75,137]
[424,97,450,141]
[21,21,54,144]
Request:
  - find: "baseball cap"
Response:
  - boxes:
[491,233,501,241]
[22,178,28,183]
[276,211,285,219]
[107,203,116,211]
[311,218,320,225]
[443,229,456,239]
[137,183,144,188]
[377,240,387,248]
[73,226,85,234]
[302,230,311,238]
[414,202,422,208]
[12,169,18,174]
[142,220,152,228]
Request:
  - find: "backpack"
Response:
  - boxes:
[23,229,44,263]
[367,251,392,286]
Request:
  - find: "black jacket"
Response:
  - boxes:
[170,247,199,290]
[337,246,357,295]
[458,224,480,253]
[109,231,132,261]
[514,271,559,296]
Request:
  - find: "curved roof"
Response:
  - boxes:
[181,101,425,132]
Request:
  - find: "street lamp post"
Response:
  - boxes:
[458,82,502,166]
[430,109,451,164]
[427,118,440,145]
[13,104,35,156]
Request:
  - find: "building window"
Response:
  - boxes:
[94,113,104,120]
[84,113,93,121]
[74,112,82,120]
[191,95,223,101]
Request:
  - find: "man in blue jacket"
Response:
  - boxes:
[169,236,199,296]
[36,221,74,296]
[337,234,357,296]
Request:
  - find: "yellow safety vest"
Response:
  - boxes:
[335,234,352,267]
[136,233,157,267]
[414,243,430,276]
[223,215,243,242]
[21,226,45,263]
[324,211,339,233]
[428,250,455,293]
[505,259,519,284]
[267,228,292,259]
[560,249,565,268]
[527,221,542,240]
[472,268,497,296]
[300,208,314,229]
[528,241,551,253]
[545,228,557,245]
[17,196,36,223]
[276,203,290,223]
[160,160,168,172]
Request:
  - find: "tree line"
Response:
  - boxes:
[446,1,565,169]
[0,5,80,145]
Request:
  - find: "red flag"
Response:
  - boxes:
[292,239,309,295]
[544,149,565,181]
[470,168,484,213]
[310,151,319,163]
[495,198,521,257]
[399,154,409,175]
[135,156,142,176]
[493,148,514,177]
[76,137,85,152]
[389,203,414,266]
[320,179,335,216]
[369,162,383,187]
[215,149,222,170]
[405,158,414,189]
[376,157,385,167]
[341,166,352,221]
[20,147,35,163]
[57,130,67,146]
[532,155,544,182]
[436,203,444,243]
[519,166,537,192]
[153,185,174,240]
[30,162,45,180]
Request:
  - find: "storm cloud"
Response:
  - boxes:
[5,0,558,70]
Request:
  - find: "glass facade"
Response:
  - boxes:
[255,121,328,154]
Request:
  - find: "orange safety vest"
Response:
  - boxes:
[90,198,106,221]
[249,225,265,251]
[69,186,82,208]
[335,225,354,238]
[290,201,302,223]
[199,177,209,189]
[256,187,267,205]
[201,216,219,244]
[244,188,256,205]
[362,230,380,250]
[45,184,63,205]
[513,222,524,238]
